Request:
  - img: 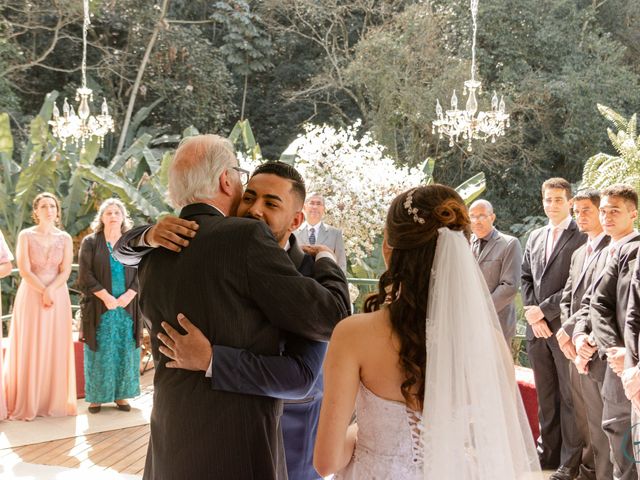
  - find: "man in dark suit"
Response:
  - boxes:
[521,177,586,480]
[585,184,640,479]
[469,199,522,345]
[116,135,351,479]
[154,162,338,480]
[557,189,612,480]
[623,240,640,468]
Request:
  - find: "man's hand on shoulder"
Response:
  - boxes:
[146,216,199,252]
[158,313,212,371]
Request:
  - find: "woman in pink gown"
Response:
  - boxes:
[3,192,77,420]
[0,229,14,420]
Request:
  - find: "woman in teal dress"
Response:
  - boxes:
[78,198,142,413]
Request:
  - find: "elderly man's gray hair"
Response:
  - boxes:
[469,199,494,213]
[168,134,237,208]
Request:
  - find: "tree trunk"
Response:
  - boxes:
[115,0,171,156]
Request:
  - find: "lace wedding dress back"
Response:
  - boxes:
[334,382,424,480]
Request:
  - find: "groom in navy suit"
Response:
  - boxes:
[116,161,345,479]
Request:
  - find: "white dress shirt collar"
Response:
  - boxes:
[610,229,639,251]
[547,215,572,232]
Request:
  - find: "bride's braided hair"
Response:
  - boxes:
[364,185,470,409]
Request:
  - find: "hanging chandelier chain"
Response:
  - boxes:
[470,0,478,82]
[81,0,90,89]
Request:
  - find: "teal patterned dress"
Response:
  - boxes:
[84,242,140,403]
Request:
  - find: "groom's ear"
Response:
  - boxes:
[289,211,304,233]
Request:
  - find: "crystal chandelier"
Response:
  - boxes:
[432,0,509,152]
[49,0,114,151]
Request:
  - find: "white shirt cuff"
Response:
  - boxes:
[134,227,153,248]
[205,356,213,378]
[316,251,336,263]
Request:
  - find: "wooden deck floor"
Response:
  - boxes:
[0,369,154,477]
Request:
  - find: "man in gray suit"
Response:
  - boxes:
[521,177,587,480]
[295,193,347,272]
[469,199,522,345]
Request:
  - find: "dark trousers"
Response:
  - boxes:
[577,368,613,479]
[630,408,640,479]
[527,334,582,469]
[570,364,596,479]
[601,371,636,480]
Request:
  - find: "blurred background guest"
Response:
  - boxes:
[295,192,347,272]
[78,198,141,414]
[0,229,14,420]
[3,192,76,420]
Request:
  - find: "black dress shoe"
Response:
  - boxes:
[88,405,101,414]
[116,402,131,412]
[549,466,578,480]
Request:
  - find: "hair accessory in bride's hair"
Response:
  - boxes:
[403,188,426,224]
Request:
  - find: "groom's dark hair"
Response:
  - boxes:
[364,184,471,410]
[251,161,306,206]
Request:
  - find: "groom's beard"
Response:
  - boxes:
[242,213,288,245]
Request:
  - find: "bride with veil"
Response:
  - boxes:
[313,184,542,479]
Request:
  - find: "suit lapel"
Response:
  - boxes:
[287,234,305,271]
[572,247,589,293]
[575,235,610,289]
[543,221,577,275]
[316,223,329,245]
[478,229,499,262]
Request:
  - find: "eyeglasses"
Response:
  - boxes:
[470,214,489,222]
[232,166,250,186]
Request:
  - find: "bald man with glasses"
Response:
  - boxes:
[469,199,522,345]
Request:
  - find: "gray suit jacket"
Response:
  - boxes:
[472,229,522,342]
[295,222,347,272]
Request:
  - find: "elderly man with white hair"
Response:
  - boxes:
[469,199,522,345]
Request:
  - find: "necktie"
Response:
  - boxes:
[473,238,486,259]
[582,244,594,272]
[546,227,560,263]
[309,227,316,245]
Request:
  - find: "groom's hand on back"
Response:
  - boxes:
[146,216,199,252]
[158,313,212,371]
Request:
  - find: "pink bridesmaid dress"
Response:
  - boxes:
[3,229,77,420]
[0,230,14,420]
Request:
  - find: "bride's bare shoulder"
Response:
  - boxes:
[330,309,390,343]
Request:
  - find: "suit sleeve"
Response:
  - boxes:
[78,235,104,294]
[210,336,327,399]
[559,255,575,335]
[590,253,624,352]
[520,233,536,307]
[112,224,154,268]
[491,238,521,313]
[625,246,640,367]
[247,222,350,341]
[334,229,347,272]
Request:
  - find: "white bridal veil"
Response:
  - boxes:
[422,227,541,479]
